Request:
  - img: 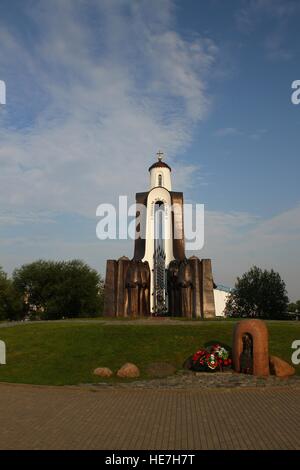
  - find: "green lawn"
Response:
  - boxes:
[0,320,299,385]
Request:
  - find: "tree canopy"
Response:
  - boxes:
[12,259,104,320]
[0,266,23,320]
[225,265,289,319]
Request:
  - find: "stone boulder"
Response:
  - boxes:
[182,355,193,370]
[117,362,140,378]
[146,362,177,378]
[269,356,295,378]
[93,367,113,378]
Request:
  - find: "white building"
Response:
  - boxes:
[213,285,232,317]
[142,152,175,313]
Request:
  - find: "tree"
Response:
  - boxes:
[13,259,104,320]
[0,267,23,320]
[225,266,289,319]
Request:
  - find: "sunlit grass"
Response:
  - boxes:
[0,320,299,385]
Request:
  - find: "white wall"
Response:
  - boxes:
[0,340,6,365]
[149,167,172,191]
[213,289,229,317]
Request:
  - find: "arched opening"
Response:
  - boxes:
[240,333,253,374]
[158,174,163,187]
[153,201,167,315]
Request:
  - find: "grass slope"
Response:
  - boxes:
[0,321,299,385]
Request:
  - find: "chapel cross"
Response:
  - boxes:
[156,150,164,161]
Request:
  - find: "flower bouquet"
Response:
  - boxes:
[190,343,232,372]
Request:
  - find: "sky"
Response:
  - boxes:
[0,0,299,300]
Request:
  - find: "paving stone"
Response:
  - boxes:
[0,382,299,450]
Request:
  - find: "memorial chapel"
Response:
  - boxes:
[104,152,218,318]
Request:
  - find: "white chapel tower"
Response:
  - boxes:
[142,152,175,313]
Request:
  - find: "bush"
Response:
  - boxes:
[225,265,289,319]
[13,259,104,320]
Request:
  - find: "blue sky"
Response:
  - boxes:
[0,0,299,299]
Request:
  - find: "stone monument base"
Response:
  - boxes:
[103,256,216,319]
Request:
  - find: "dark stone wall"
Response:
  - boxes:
[201,259,216,319]
[103,260,117,316]
[170,192,185,262]
[133,192,149,261]
[189,257,202,319]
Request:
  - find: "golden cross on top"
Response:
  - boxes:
[156,150,164,161]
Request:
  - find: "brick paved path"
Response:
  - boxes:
[0,383,299,450]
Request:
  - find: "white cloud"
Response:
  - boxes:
[236,0,297,32]
[236,0,298,61]
[264,31,293,61]
[213,127,267,140]
[0,0,217,218]
[191,204,300,300]
[214,127,242,137]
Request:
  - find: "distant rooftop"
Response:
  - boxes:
[215,284,232,293]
